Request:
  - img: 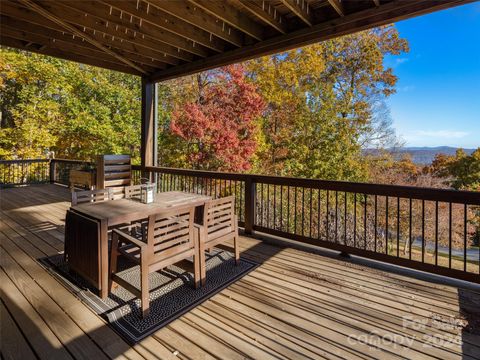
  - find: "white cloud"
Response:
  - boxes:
[395,57,409,65]
[399,85,415,92]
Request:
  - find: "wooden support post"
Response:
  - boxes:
[49,159,56,184]
[244,177,256,234]
[140,77,157,181]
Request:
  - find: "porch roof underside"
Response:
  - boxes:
[0,0,471,82]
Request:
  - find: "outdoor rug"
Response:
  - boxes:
[40,249,257,344]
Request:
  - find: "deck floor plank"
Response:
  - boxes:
[0,300,37,360]
[1,184,479,360]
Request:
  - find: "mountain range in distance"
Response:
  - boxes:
[365,146,476,165]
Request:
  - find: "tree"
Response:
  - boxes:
[448,148,480,191]
[247,25,408,181]
[0,48,141,161]
[170,64,265,171]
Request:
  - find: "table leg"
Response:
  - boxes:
[99,220,109,299]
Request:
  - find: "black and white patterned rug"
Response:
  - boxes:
[41,249,257,344]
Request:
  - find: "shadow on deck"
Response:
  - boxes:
[1,184,479,359]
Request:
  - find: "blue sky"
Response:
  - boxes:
[385,2,480,149]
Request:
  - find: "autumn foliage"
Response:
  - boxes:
[170,65,265,172]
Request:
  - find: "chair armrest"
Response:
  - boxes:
[112,228,146,248]
[193,223,204,231]
[193,223,206,241]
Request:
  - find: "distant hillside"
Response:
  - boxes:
[365,146,476,165]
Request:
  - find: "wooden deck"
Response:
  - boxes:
[1,184,479,360]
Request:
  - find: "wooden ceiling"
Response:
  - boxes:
[0,0,471,82]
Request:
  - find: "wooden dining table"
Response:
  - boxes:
[66,191,211,299]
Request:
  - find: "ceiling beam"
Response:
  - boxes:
[40,0,209,58]
[234,0,288,34]
[145,0,245,47]
[0,36,143,75]
[280,0,314,26]
[0,1,192,63]
[0,17,167,70]
[188,0,264,41]
[100,0,228,52]
[149,0,469,82]
[17,0,147,74]
[327,0,345,17]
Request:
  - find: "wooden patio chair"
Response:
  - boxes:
[196,196,239,286]
[124,184,143,200]
[71,188,114,206]
[109,205,201,317]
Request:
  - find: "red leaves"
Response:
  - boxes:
[171,64,265,171]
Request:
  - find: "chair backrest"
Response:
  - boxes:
[146,206,196,259]
[204,196,235,240]
[124,184,143,200]
[96,154,131,190]
[109,186,126,200]
[71,188,113,206]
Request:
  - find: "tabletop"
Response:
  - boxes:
[70,191,211,226]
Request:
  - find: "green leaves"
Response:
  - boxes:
[0,48,141,161]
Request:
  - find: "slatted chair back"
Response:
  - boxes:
[204,196,236,241]
[110,205,200,317]
[146,206,196,266]
[197,196,239,286]
[96,154,131,191]
[109,186,126,200]
[124,184,143,200]
[71,188,113,206]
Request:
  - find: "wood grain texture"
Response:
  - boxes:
[0,0,470,78]
[1,184,479,359]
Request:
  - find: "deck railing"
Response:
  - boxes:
[134,165,480,283]
[0,158,93,187]
[1,159,478,282]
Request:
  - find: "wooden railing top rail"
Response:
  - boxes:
[0,158,49,164]
[0,158,93,165]
[52,158,94,165]
[134,165,480,205]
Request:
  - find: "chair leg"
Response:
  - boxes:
[234,235,240,265]
[140,259,150,318]
[109,232,119,292]
[193,253,201,289]
[200,241,207,287]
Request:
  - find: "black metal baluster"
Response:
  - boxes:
[464,203,467,272]
[354,193,357,248]
[326,190,330,241]
[267,183,270,228]
[397,197,400,257]
[409,198,412,261]
[435,201,439,266]
[364,194,367,250]
[260,183,264,226]
[301,187,305,237]
[287,186,290,233]
[335,191,338,243]
[344,192,347,245]
[449,202,452,269]
[265,184,270,227]
[273,185,277,230]
[421,199,425,263]
[317,189,321,239]
[294,187,298,235]
[309,188,313,238]
[386,196,389,254]
[280,185,283,231]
